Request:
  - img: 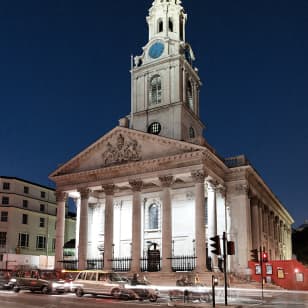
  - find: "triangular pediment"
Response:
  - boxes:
[50,126,206,178]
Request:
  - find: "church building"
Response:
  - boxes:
[49,0,293,276]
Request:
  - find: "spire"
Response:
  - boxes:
[147,0,186,42]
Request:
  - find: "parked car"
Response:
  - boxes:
[72,270,129,298]
[12,269,67,294]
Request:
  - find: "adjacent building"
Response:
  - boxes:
[50,0,293,276]
[0,176,75,270]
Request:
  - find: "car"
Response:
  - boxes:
[0,271,14,290]
[123,274,158,302]
[12,269,67,294]
[72,270,131,298]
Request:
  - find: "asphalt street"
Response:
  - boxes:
[0,288,307,308]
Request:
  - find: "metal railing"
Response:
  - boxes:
[112,257,131,272]
[170,255,196,272]
[87,258,104,270]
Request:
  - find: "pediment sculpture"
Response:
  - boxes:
[101,134,142,167]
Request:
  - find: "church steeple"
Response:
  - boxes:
[147,0,186,42]
[129,1,205,145]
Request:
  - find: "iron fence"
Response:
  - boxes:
[170,255,196,272]
[112,257,131,272]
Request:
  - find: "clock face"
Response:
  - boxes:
[149,42,164,59]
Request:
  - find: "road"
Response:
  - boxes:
[0,288,307,308]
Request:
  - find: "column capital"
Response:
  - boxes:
[129,180,143,192]
[191,170,207,183]
[79,188,91,200]
[207,179,218,191]
[159,175,173,187]
[102,184,115,196]
[55,191,68,203]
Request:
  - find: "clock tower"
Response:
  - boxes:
[130,0,205,145]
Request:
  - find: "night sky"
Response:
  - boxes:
[0,0,307,227]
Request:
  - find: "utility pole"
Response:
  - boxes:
[223,232,228,306]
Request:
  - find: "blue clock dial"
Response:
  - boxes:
[149,42,164,59]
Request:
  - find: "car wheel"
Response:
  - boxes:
[41,286,50,294]
[149,294,157,302]
[76,287,84,297]
[111,288,121,299]
[14,287,20,293]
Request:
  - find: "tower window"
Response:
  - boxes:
[187,80,193,110]
[158,19,163,33]
[149,75,162,105]
[148,122,162,135]
[149,203,159,229]
[169,18,174,32]
[189,127,195,139]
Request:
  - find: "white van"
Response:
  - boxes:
[73,270,126,298]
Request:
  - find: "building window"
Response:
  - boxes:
[1,211,8,222]
[0,254,3,261]
[186,80,193,110]
[39,217,45,228]
[149,203,159,229]
[148,122,162,135]
[52,238,56,252]
[1,197,9,205]
[158,19,163,33]
[169,18,173,32]
[22,214,28,225]
[18,233,29,248]
[2,182,10,190]
[22,200,28,208]
[40,204,45,212]
[36,236,46,250]
[41,191,46,198]
[0,232,7,248]
[149,75,162,105]
[189,127,195,139]
[24,186,29,194]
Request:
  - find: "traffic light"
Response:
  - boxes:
[262,252,268,263]
[210,235,221,255]
[227,241,235,255]
[250,248,259,262]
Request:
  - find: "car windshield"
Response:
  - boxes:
[108,272,124,282]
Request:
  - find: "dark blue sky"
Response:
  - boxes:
[0,0,307,227]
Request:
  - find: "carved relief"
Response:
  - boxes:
[101,134,141,167]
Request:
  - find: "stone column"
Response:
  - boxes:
[103,184,115,270]
[129,180,143,273]
[55,191,67,270]
[251,197,260,250]
[258,204,264,249]
[78,189,90,270]
[191,171,207,272]
[207,180,218,266]
[159,175,173,272]
[73,197,81,260]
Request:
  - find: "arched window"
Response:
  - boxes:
[149,75,162,105]
[149,203,159,229]
[189,126,195,139]
[158,19,163,33]
[187,80,193,110]
[169,18,174,32]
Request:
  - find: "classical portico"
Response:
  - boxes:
[49,0,293,277]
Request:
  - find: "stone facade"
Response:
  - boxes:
[49,0,293,275]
